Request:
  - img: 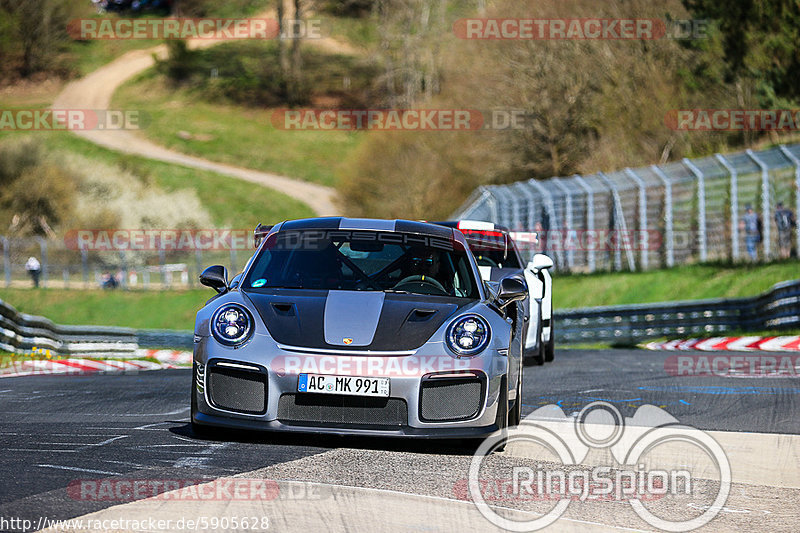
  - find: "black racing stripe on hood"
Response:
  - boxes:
[244,290,467,351]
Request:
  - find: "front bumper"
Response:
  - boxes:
[192,335,508,438]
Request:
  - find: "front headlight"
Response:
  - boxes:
[211,303,253,347]
[446,314,490,357]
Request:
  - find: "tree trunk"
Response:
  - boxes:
[289,0,303,105]
[276,0,289,98]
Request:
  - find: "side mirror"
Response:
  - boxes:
[528,253,554,272]
[199,265,228,293]
[229,273,242,289]
[497,277,527,309]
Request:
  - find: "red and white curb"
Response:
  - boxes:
[644,336,800,352]
[0,358,179,378]
[134,349,192,365]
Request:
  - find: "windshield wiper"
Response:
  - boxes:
[383,289,415,295]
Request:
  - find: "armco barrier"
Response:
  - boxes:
[555,279,800,344]
[4,278,799,353]
[0,298,192,355]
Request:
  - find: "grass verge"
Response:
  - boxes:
[555,261,800,309]
[1,262,797,332]
[0,288,208,330]
[112,44,369,187]
[0,131,314,227]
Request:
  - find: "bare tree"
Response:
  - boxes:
[289,0,304,104]
[276,0,289,97]
[374,0,448,108]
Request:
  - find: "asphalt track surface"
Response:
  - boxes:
[1,349,798,532]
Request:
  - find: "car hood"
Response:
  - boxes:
[243,289,470,351]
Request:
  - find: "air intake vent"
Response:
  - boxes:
[207,362,267,415]
[420,375,484,422]
[278,394,407,428]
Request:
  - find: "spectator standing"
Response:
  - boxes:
[774,202,797,259]
[25,256,41,288]
[741,205,762,261]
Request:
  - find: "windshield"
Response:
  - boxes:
[461,230,522,269]
[243,230,480,298]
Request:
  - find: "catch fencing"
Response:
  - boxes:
[454,144,800,272]
[555,279,800,344]
[0,236,244,290]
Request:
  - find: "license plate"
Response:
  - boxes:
[298,374,389,397]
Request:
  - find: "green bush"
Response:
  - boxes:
[155,40,380,107]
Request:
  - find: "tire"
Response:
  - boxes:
[509,367,522,427]
[544,320,555,363]
[493,377,509,451]
[523,319,545,367]
[190,377,216,439]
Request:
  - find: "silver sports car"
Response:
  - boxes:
[191,218,527,438]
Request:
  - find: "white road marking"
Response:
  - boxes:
[172,456,210,468]
[85,435,129,448]
[36,464,122,476]
[133,422,174,430]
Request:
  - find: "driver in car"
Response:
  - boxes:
[394,249,451,294]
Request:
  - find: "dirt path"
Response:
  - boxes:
[52,9,357,217]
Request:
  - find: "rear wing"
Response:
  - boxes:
[253,223,273,248]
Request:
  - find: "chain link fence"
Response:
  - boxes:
[0,235,245,290]
[454,144,800,272]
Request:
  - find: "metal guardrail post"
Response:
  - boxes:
[778,145,800,257]
[715,154,740,261]
[159,248,167,289]
[493,186,515,228]
[486,187,500,223]
[527,178,564,268]
[650,165,674,267]
[195,249,203,285]
[624,168,649,269]
[1,236,9,288]
[747,149,771,260]
[551,177,575,269]
[37,237,48,289]
[81,247,89,288]
[597,172,636,271]
[683,158,707,262]
[572,175,595,272]
[119,250,128,290]
[230,247,238,274]
[511,182,539,262]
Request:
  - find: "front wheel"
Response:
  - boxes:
[523,318,545,366]
[544,321,555,362]
[493,377,509,451]
[190,380,217,439]
[509,368,522,427]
